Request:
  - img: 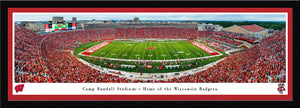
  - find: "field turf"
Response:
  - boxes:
[89,41,212,60]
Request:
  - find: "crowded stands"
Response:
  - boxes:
[113,27,200,39]
[14,26,286,83]
[208,35,244,47]
[214,31,257,43]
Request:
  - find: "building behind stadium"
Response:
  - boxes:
[223,24,274,38]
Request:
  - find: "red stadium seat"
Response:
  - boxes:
[14,26,286,83]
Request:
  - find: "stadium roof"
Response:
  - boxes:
[239,24,266,32]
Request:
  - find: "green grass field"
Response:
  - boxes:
[89,41,212,60]
[75,40,226,73]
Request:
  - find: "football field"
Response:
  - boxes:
[89,41,212,60]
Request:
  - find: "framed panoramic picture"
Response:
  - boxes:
[6,7,293,101]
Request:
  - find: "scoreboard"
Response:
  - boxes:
[45,23,76,32]
[54,23,68,30]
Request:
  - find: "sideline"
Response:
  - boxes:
[76,55,227,81]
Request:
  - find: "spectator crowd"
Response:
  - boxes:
[14,26,286,83]
[214,31,257,43]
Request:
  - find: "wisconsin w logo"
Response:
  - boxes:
[15,84,24,93]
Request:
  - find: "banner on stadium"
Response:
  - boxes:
[45,24,54,32]
[72,23,76,29]
[45,24,49,32]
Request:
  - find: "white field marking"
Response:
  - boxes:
[165,44,174,59]
[130,43,140,59]
[177,42,194,58]
[181,42,200,57]
[99,42,124,56]
[167,42,185,58]
[120,43,134,59]
[155,42,158,60]
[95,42,114,57]
[115,42,131,58]
[100,42,122,57]
[149,42,152,60]
[101,42,121,57]
[134,42,143,59]
[106,42,127,58]
[183,43,200,58]
[158,43,166,59]
[143,42,147,60]
[163,43,173,59]
[128,43,138,59]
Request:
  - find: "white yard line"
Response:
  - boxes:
[167,42,185,59]
[164,43,173,60]
[180,42,199,58]
[155,42,159,60]
[124,43,135,59]
[158,43,165,60]
[103,42,126,58]
[127,43,138,59]
[150,42,152,60]
[101,42,123,57]
[131,43,142,59]
[143,42,147,60]
[116,42,132,59]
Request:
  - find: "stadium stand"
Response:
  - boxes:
[208,35,244,47]
[14,26,286,83]
[214,31,257,43]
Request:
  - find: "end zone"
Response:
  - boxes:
[80,41,112,56]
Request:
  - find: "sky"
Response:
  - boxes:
[14,13,286,22]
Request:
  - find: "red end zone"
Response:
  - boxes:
[189,41,220,56]
[81,41,112,56]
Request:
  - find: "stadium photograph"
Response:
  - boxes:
[14,12,287,83]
